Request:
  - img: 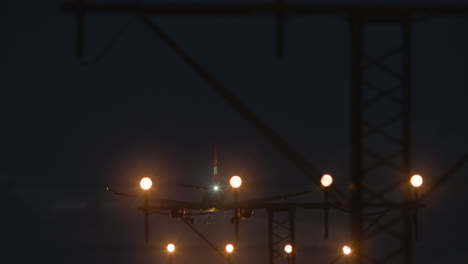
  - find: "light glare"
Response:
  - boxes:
[230,175,242,189]
[343,245,352,255]
[284,244,293,254]
[213,185,219,191]
[167,243,175,253]
[225,244,234,253]
[410,174,423,188]
[321,174,333,187]
[140,177,152,190]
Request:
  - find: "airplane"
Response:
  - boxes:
[107,145,253,241]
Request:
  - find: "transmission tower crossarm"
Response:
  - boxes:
[61,2,468,16]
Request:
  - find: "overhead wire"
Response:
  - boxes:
[80,16,136,65]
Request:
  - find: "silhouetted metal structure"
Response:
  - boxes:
[61,2,468,264]
[268,209,295,264]
[349,15,412,264]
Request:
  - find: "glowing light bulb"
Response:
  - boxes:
[284,244,293,254]
[230,175,242,189]
[410,174,423,188]
[167,243,175,253]
[140,177,152,190]
[225,244,234,253]
[321,174,333,187]
[343,245,352,255]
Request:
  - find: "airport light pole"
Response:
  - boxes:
[343,245,352,264]
[225,243,234,264]
[410,174,423,239]
[284,244,293,264]
[320,174,333,239]
[230,175,242,241]
[139,177,152,243]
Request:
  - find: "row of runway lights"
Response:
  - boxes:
[164,242,352,255]
[139,173,424,191]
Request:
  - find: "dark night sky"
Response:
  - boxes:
[3,0,468,263]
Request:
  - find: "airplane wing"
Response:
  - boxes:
[107,187,140,199]
[176,184,209,190]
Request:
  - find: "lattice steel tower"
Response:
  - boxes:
[349,14,413,264]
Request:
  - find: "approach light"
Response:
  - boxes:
[167,243,175,253]
[320,174,333,187]
[410,174,423,188]
[225,244,234,253]
[230,175,242,189]
[284,244,293,254]
[213,185,220,191]
[140,177,152,190]
[343,245,352,255]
